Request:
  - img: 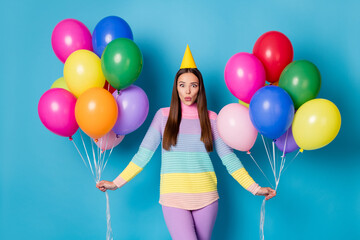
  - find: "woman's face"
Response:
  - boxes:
[177,72,200,106]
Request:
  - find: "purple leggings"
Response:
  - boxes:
[162,200,218,240]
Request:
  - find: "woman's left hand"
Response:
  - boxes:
[256,187,276,200]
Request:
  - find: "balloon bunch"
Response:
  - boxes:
[38,16,149,240]
[219,31,341,240]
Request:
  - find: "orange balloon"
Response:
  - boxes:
[75,87,118,139]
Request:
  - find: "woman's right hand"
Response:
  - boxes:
[96,180,118,192]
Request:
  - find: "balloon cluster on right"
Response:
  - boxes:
[220,31,341,152]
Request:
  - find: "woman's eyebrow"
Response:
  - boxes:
[178,81,198,84]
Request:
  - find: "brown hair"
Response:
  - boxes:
[162,68,213,152]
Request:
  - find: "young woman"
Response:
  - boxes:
[97,46,276,240]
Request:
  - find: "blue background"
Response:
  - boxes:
[1,0,359,239]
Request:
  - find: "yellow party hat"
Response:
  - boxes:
[180,45,197,69]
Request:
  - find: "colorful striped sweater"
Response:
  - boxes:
[113,101,261,210]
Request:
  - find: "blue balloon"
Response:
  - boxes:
[92,16,133,57]
[249,86,294,140]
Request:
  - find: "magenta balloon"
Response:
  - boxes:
[38,88,78,137]
[275,126,299,154]
[95,130,124,150]
[112,85,149,135]
[217,103,258,152]
[51,19,93,63]
[224,52,266,104]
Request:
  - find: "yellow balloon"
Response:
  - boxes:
[51,77,70,92]
[238,99,249,108]
[292,99,341,150]
[64,50,105,98]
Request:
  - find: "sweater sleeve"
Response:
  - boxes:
[210,112,261,195]
[113,109,163,188]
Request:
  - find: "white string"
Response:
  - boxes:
[248,153,274,189]
[79,131,95,177]
[90,138,99,182]
[275,130,289,190]
[105,191,114,240]
[259,198,266,240]
[100,132,111,174]
[259,130,302,240]
[103,135,118,172]
[261,135,275,180]
[272,141,277,183]
[72,133,115,240]
[282,150,301,174]
[71,139,88,170]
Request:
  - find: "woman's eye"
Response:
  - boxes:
[180,84,184,87]
[192,84,198,88]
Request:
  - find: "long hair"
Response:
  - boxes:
[163,68,213,152]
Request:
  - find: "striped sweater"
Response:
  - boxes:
[113,102,261,210]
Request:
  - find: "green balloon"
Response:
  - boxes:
[279,60,321,109]
[51,77,70,92]
[101,38,143,90]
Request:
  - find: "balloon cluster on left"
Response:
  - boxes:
[38,17,149,150]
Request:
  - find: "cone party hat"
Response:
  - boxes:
[180,45,197,69]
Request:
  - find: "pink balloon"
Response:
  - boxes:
[95,130,125,150]
[217,103,258,152]
[38,88,78,137]
[224,52,266,104]
[51,19,93,63]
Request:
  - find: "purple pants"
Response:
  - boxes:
[162,200,218,240]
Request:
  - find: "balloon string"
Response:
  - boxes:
[98,137,102,180]
[71,137,96,182]
[259,198,266,240]
[71,138,88,170]
[281,130,289,158]
[94,137,114,240]
[261,135,275,182]
[282,149,302,174]
[272,141,276,183]
[79,131,95,177]
[100,132,112,174]
[90,136,99,182]
[101,133,110,172]
[74,132,114,240]
[103,135,117,173]
[105,191,114,240]
[275,130,289,190]
[248,153,274,189]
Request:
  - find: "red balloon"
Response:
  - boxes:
[253,31,293,83]
[104,81,116,94]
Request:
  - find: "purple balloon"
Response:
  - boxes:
[112,85,149,135]
[275,126,299,154]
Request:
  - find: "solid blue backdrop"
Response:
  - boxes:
[1,0,359,239]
